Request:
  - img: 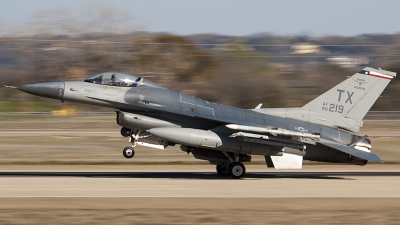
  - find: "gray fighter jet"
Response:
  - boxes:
[12,67,396,178]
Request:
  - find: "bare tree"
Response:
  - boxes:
[8,1,140,37]
[82,1,140,34]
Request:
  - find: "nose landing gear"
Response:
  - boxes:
[121,128,141,159]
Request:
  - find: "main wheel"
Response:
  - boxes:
[229,162,245,179]
[123,147,135,158]
[216,165,230,177]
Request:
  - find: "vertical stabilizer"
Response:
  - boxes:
[303,67,396,121]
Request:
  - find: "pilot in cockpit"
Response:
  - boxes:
[111,74,118,86]
[94,75,103,84]
[83,72,150,87]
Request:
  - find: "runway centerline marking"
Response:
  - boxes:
[0,189,399,191]
[1,196,400,198]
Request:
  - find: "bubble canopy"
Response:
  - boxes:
[83,72,143,87]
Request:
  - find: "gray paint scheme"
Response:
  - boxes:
[16,67,396,167]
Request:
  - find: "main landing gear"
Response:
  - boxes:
[121,127,140,159]
[216,162,246,179]
[216,164,230,177]
[229,162,246,179]
[215,151,247,179]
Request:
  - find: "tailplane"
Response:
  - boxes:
[303,67,396,121]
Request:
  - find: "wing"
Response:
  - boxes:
[226,124,320,147]
[225,123,383,166]
[225,124,315,169]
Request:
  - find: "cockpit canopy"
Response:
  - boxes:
[83,72,143,87]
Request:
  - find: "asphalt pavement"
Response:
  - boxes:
[1,131,400,137]
[0,166,399,198]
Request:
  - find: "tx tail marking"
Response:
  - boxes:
[345,91,353,104]
[337,89,354,104]
[304,67,396,123]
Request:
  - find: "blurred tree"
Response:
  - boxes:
[0,20,4,37]
[198,40,285,108]
[371,62,400,110]
[131,35,216,81]
[12,2,138,37]
[2,30,400,112]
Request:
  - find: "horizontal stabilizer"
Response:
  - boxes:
[319,140,383,163]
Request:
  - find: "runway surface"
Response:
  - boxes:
[1,166,399,198]
[1,131,400,137]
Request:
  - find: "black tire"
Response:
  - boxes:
[123,147,135,158]
[229,162,245,179]
[216,165,230,177]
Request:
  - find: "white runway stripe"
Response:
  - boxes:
[1,196,400,198]
[1,131,400,137]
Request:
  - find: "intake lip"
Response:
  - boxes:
[18,82,65,100]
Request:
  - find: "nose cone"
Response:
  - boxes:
[18,82,65,100]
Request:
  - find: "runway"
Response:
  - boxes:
[1,166,400,224]
[1,166,399,198]
[1,131,400,137]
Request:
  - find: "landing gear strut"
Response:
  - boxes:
[216,152,246,179]
[129,130,141,148]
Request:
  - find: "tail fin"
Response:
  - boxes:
[303,67,396,121]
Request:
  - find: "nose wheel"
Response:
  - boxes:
[123,147,135,158]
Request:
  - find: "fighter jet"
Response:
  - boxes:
[11,67,396,178]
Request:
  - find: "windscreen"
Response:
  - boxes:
[83,72,143,87]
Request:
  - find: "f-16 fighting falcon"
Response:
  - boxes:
[10,67,396,178]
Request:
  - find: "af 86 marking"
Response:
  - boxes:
[322,102,344,113]
[320,89,354,113]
